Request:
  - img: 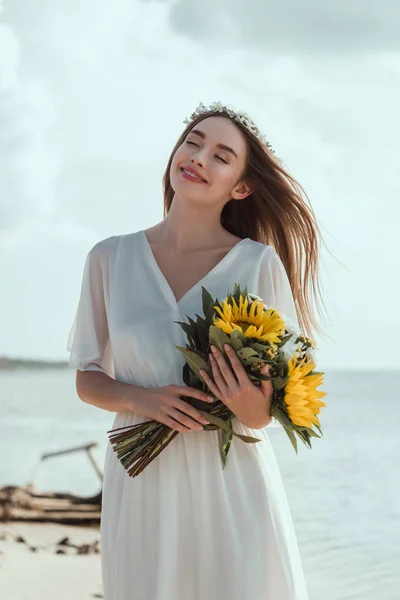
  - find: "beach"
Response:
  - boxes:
[1,368,399,599]
[0,522,103,599]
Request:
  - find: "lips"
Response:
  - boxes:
[180,166,208,183]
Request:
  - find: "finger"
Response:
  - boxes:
[162,416,191,433]
[224,344,252,387]
[259,365,273,395]
[173,400,210,426]
[209,353,230,396]
[198,366,221,399]
[169,408,206,431]
[210,347,238,390]
[175,386,214,403]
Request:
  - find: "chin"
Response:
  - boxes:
[170,173,209,198]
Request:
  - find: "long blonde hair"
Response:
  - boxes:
[162,109,329,339]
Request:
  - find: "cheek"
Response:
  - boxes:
[213,166,238,190]
[173,144,188,163]
[170,149,183,177]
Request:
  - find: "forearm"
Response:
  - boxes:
[76,370,145,414]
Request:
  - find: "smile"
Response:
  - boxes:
[180,168,207,184]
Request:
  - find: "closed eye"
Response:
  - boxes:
[186,141,228,164]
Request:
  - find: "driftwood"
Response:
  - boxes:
[0,442,103,526]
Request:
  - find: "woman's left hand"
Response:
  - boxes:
[199,344,273,430]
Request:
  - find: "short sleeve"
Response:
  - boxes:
[66,241,115,378]
[257,246,299,329]
[257,246,300,428]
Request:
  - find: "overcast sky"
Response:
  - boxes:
[0,0,399,370]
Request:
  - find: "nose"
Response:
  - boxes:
[190,147,206,167]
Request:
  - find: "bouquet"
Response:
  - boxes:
[108,284,327,477]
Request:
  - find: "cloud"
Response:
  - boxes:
[0,0,399,368]
[0,20,60,233]
[162,0,400,54]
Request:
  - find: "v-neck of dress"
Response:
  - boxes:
[139,229,250,308]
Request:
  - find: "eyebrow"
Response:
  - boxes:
[189,129,238,159]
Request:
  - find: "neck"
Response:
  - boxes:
[157,193,235,252]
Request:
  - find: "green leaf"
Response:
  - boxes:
[248,342,266,355]
[285,427,298,454]
[307,428,322,439]
[237,347,259,359]
[174,320,196,340]
[186,316,201,348]
[230,329,246,351]
[313,423,323,435]
[201,286,216,322]
[220,429,233,468]
[278,333,295,346]
[273,376,289,390]
[232,283,248,305]
[236,347,261,367]
[174,345,208,376]
[194,315,210,352]
[209,325,231,351]
[199,410,261,443]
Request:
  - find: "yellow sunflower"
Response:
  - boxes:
[214,294,285,344]
[283,353,327,429]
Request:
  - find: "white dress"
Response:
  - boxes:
[66,229,309,600]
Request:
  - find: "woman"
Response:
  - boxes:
[67,101,325,600]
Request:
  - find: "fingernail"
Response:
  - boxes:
[211,345,217,353]
[207,395,214,402]
[224,344,231,351]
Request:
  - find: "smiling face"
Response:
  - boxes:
[169,115,253,207]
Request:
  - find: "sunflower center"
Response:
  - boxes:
[236,320,251,330]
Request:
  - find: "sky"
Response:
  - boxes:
[0,0,399,370]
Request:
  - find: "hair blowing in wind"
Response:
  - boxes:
[163,107,329,340]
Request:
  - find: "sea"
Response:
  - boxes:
[1,368,399,600]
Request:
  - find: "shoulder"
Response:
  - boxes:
[244,240,288,280]
[244,238,277,262]
[87,230,141,262]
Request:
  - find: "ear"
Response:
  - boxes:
[231,180,254,200]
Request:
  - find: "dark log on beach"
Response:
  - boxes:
[0,485,101,526]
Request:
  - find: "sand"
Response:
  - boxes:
[0,522,103,599]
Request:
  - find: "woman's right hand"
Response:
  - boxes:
[129,385,214,432]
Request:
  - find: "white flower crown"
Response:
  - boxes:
[183,101,275,154]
